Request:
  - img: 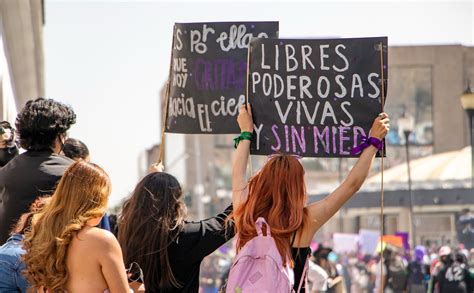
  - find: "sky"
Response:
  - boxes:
[43,0,473,207]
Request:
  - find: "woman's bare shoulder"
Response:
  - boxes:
[76,226,118,249]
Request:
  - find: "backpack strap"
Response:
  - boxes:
[296,252,310,293]
[255,217,271,237]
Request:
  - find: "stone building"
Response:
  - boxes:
[316,45,474,247]
[0,0,45,120]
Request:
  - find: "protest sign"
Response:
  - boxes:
[395,231,410,251]
[248,37,388,157]
[333,233,359,254]
[166,22,279,134]
[359,229,380,255]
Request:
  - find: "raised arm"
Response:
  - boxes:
[231,104,253,211]
[306,113,390,233]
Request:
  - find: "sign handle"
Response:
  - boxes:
[245,41,251,105]
[378,42,386,293]
[245,43,253,176]
[158,26,177,166]
[159,81,171,165]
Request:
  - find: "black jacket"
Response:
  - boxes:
[146,205,234,293]
[0,150,73,243]
[432,261,473,293]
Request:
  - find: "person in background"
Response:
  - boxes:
[0,197,49,292]
[63,138,90,162]
[429,246,450,293]
[62,137,110,231]
[430,248,472,293]
[458,209,474,250]
[407,246,428,293]
[348,257,370,293]
[0,98,76,243]
[0,121,19,167]
[468,248,474,292]
[118,164,234,293]
[109,214,118,236]
[367,255,378,292]
[468,248,474,267]
[23,161,132,292]
[374,245,408,293]
[373,248,388,293]
[341,254,353,293]
[314,246,342,293]
[307,251,329,293]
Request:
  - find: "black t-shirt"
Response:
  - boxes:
[407,261,425,285]
[434,262,471,293]
[146,205,234,293]
[0,150,73,243]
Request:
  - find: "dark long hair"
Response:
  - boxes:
[118,172,187,290]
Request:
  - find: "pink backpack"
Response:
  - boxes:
[225,217,307,293]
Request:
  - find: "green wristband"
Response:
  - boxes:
[233,131,253,149]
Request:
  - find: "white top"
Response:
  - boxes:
[307,261,329,291]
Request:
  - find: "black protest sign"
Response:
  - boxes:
[248,37,388,157]
[165,22,279,134]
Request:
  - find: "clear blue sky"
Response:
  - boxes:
[44,0,473,207]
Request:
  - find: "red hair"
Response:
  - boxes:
[233,154,308,266]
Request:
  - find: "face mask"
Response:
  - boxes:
[57,134,67,155]
[328,252,338,263]
[0,146,18,167]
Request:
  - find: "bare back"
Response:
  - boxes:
[65,226,110,292]
[65,226,130,293]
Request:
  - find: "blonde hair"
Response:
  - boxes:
[23,161,111,291]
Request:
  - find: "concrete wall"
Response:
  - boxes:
[390,45,474,153]
[0,0,44,113]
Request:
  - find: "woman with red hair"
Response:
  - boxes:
[231,104,390,292]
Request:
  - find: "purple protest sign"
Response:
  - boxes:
[395,231,410,251]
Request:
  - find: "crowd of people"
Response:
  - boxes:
[314,243,474,293]
[197,241,474,293]
[0,97,397,292]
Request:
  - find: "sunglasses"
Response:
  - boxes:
[126,262,144,283]
[267,153,303,160]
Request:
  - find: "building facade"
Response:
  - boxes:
[318,45,474,247]
[0,0,45,121]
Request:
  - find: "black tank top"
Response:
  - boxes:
[292,247,311,292]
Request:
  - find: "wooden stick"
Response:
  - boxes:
[158,26,177,165]
[378,41,387,293]
[245,40,251,106]
[246,42,253,176]
[159,81,171,165]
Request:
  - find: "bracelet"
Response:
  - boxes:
[350,136,384,155]
[233,131,253,149]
